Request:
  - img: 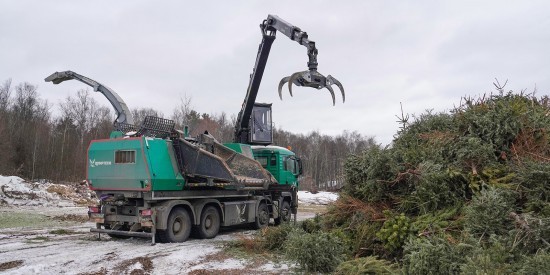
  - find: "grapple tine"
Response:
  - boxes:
[288,71,303,97]
[327,75,345,103]
[278,71,344,105]
[325,84,336,106]
[278,76,290,100]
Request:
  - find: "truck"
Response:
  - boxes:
[45,15,344,243]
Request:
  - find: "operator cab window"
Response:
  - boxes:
[115,150,136,164]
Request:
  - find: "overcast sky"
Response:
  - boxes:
[2,1,549,145]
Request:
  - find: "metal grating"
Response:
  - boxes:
[114,122,138,133]
[136,116,175,138]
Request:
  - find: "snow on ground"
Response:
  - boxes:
[0,175,333,274]
[0,175,96,207]
[298,190,339,205]
[0,223,291,275]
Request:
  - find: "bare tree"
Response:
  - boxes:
[8,82,49,177]
[0,79,13,173]
[0,78,11,113]
[171,95,194,130]
[132,107,163,126]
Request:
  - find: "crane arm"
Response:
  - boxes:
[265,15,319,70]
[234,18,276,144]
[45,70,134,125]
[234,15,345,145]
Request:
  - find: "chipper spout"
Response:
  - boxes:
[45,70,134,125]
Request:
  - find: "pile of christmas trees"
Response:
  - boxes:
[325,89,550,273]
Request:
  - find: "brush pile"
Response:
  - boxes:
[322,89,550,273]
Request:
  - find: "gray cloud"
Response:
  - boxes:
[1,0,549,145]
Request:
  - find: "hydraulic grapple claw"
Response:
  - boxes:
[278,76,290,100]
[327,75,345,103]
[288,71,306,98]
[325,84,336,106]
[278,70,345,105]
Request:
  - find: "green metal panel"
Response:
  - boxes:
[224,143,245,154]
[88,138,151,190]
[223,143,255,159]
[144,138,185,191]
[87,137,185,191]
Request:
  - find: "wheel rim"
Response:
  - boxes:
[282,208,290,221]
[205,216,212,229]
[173,217,182,234]
[259,208,269,225]
[279,202,291,223]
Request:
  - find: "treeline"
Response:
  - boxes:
[0,79,374,189]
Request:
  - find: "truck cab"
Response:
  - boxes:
[252,145,302,186]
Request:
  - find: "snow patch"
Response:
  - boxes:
[127,262,144,273]
[0,175,96,207]
[188,258,245,272]
[298,191,338,205]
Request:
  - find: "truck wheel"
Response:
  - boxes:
[157,207,191,243]
[253,203,269,229]
[274,201,291,225]
[196,206,220,239]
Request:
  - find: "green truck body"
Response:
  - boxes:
[86,134,300,243]
[87,137,299,192]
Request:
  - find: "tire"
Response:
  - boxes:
[195,206,220,239]
[156,207,191,243]
[252,202,269,229]
[274,201,291,225]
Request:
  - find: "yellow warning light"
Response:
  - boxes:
[287,146,292,151]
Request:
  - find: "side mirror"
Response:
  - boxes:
[296,157,303,176]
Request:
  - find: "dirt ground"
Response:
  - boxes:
[0,205,326,275]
